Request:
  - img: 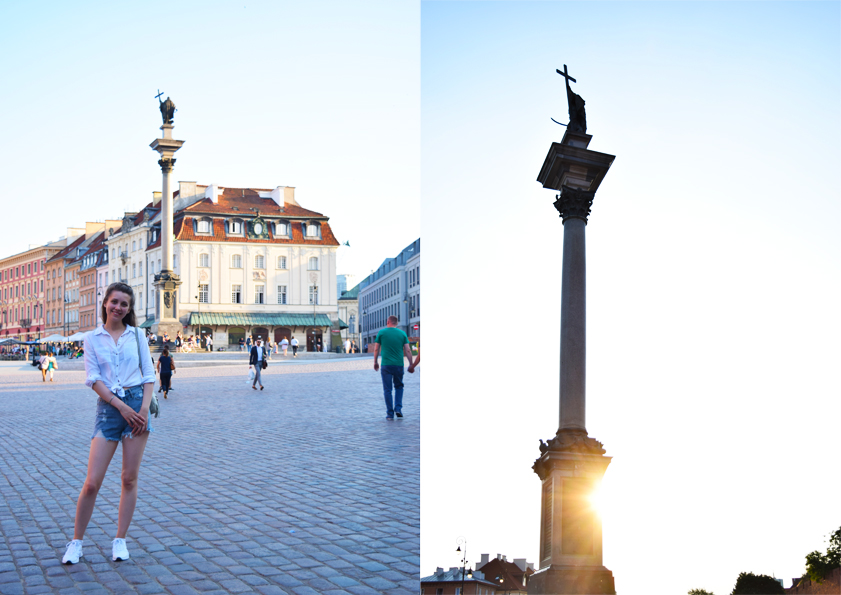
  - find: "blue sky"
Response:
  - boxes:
[0,0,420,281]
[420,3,839,594]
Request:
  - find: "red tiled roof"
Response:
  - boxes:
[175,216,339,246]
[184,188,326,218]
[47,234,87,264]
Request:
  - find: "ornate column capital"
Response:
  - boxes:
[158,158,176,173]
[554,185,595,223]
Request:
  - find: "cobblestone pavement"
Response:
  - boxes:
[0,359,419,595]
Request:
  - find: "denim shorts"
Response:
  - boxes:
[91,385,153,442]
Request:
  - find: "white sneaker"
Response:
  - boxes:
[62,539,83,564]
[112,538,130,561]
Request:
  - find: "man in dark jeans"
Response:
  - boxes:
[373,315,414,420]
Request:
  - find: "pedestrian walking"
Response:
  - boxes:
[206,335,213,352]
[38,353,48,382]
[156,347,175,398]
[246,335,252,353]
[239,337,245,351]
[373,315,413,420]
[266,340,273,360]
[344,338,351,354]
[291,336,298,357]
[280,337,289,356]
[45,353,58,382]
[62,282,155,565]
[249,339,267,390]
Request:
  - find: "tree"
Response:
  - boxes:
[688,590,715,595]
[805,526,841,584]
[729,572,784,594]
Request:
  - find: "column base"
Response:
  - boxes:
[153,319,182,339]
[528,565,615,595]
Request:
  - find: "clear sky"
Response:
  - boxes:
[0,0,419,283]
[420,2,839,594]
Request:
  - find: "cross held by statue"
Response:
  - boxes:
[556,64,576,85]
[155,89,164,101]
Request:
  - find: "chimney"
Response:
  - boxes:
[178,181,197,200]
[497,554,506,562]
[85,222,105,236]
[204,183,220,204]
[513,559,527,572]
[270,186,284,208]
[152,191,162,205]
[479,554,490,568]
[66,227,84,242]
[284,186,298,206]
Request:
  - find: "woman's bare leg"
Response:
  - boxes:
[74,437,119,540]
[116,432,149,538]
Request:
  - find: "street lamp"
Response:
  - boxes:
[456,537,472,595]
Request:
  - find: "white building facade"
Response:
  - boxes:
[358,238,420,351]
[143,182,342,351]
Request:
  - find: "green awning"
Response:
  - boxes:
[334,318,349,330]
[138,317,156,328]
[188,312,334,327]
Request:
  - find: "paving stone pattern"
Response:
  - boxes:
[0,359,419,594]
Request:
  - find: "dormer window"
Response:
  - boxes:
[196,218,212,234]
[228,219,244,234]
[306,222,320,238]
[276,221,290,237]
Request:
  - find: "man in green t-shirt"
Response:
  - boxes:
[373,315,414,419]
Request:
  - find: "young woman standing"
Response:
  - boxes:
[62,282,155,564]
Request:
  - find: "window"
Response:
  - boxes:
[197,219,211,233]
[198,284,209,303]
[139,293,142,308]
[306,223,318,237]
[231,254,242,268]
[277,285,287,305]
[199,253,210,267]
[132,241,136,252]
[277,256,287,269]
[132,263,136,278]
[308,257,319,271]
[309,285,318,305]
[276,222,288,236]
[232,284,242,304]
[255,255,265,269]
[254,285,264,304]
[229,219,243,234]
[139,262,142,276]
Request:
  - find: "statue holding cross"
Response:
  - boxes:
[556,65,587,133]
[156,90,176,125]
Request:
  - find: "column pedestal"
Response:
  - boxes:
[153,271,181,337]
[530,433,614,594]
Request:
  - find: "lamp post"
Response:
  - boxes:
[456,537,470,595]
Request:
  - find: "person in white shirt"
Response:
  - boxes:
[280,337,289,356]
[291,336,299,357]
[344,338,351,354]
[62,282,156,566]
[205,335,213,352]
[249,339,266,390]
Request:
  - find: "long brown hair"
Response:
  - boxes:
[100,282,137,327]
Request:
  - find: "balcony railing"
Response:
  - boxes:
[20,318,32,328]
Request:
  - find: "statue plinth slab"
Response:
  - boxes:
[537,141,615,194]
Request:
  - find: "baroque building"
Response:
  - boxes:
[114,182,342,350]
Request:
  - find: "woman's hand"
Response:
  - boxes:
[119,402,147,434]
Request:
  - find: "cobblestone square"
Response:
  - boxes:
[0,358,419,595]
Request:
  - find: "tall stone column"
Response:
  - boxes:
[529,126,616,595]
[150,116,184,338]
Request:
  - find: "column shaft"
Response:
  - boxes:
[559,217,586,431]
[161,167,173,272]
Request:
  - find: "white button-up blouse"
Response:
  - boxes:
[84,325,156,397]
